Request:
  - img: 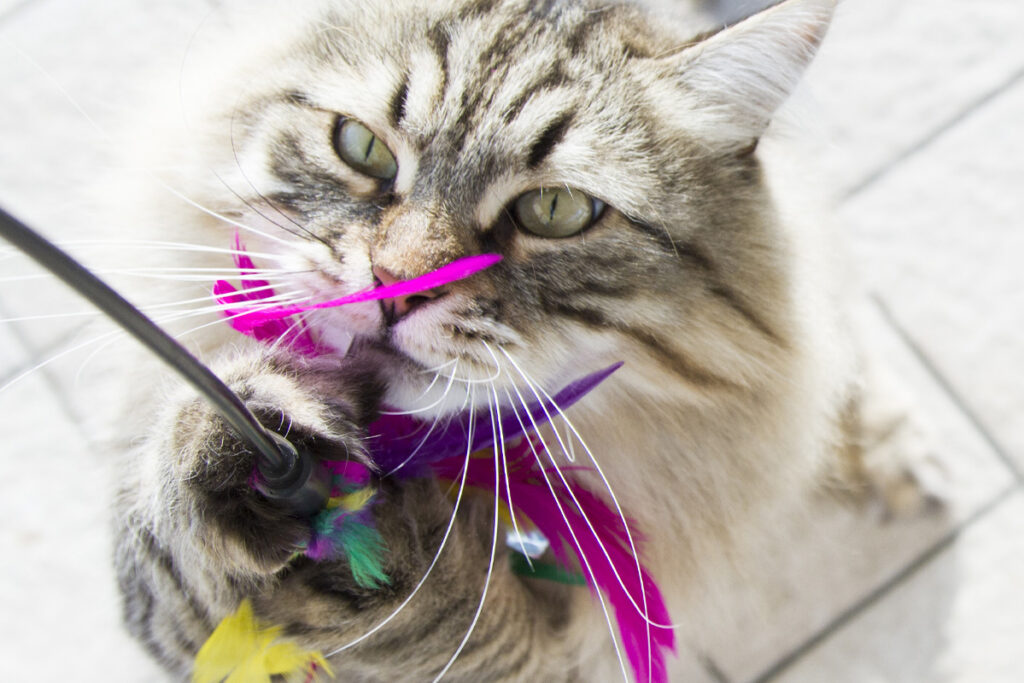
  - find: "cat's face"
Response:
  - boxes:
[166,0,834,414]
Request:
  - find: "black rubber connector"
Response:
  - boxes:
[254,432,330,517]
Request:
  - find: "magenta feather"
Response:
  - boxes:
[214,234,321,354]
[214,235,501,345]
[431,439,676,683]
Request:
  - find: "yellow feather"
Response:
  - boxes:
[336,487,374,511]
[192,599,333,683]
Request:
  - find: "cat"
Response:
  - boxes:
[103,0,943,679]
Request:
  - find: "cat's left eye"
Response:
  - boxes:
[332,118,398,180]
[512,187,604,239]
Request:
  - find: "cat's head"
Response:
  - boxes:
[157,0,835,413]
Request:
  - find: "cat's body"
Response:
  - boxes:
[105,0,939,679]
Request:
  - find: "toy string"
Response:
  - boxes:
[0,205,324,511]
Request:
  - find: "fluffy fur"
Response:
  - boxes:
[103,0,936,679]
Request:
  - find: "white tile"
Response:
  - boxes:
[696,303,1014,683]
[0,311,30,379]
[796,0,1024,193]
[0,0,27,20]
[0,373,164,681]
[0,0,212,350]
[772,492,1024,683]
[841,80,1024,469]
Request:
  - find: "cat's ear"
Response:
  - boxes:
[642,0,837,149]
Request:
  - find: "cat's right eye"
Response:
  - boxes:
[332,118,398,180]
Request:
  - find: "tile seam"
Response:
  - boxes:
[749,484,1020,683]
[870,294,1024,483]
[842,62,1024,202]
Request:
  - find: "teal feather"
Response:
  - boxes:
[337,517,390,590]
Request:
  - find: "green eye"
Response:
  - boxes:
[513,187,603,238]
[332,118,398,180]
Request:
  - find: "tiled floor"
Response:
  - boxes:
[1,1,1022,681]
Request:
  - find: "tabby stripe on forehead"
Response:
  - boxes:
[501,64,568,124]
[455,0,501,21]
[390,76,410,127]
[527,113,572,168]
[285,90,312,106]
[566,8,608,56]
[426,23,451,97]
[543,300,733,388]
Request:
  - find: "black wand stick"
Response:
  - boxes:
[0,205,327,514]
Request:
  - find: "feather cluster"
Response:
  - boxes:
[213,237,676,682]
[303,460,388,590]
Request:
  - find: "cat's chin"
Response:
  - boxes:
[340,334,517,420]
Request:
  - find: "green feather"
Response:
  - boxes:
[338,519,390,589]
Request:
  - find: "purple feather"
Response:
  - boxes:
[367,363,624,473]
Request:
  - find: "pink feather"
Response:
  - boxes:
[213,234,500,356]
[431,439,676,683]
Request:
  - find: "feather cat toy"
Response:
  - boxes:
[213,235,675,683]
[0,205,673,683]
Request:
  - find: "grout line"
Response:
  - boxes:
[747,291,1023,681]
[0,300,32,386]
[842,63,1024,202]
[0,314,92,425]
[751,483,1020,683]
[700,653,733,683]
[0,0,44,24]
[871,294,1024,483]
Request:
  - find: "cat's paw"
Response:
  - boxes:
[851,410,950,519]
[833,365,951,519]
[165,352,380,574]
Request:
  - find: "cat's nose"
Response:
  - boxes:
[372,266,446,322]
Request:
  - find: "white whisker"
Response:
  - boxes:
[500,347,673,635]
[0,323,125,396]
[262,311,312,356]
[0,283,300,325]
[432,386,501,682]
[18,292,306,393]
[420,357,459,375]
[0,268,302,285]
[15,239,287,261]
[8,40,301,249]
[502,386,630,683]
[379,361,460,417]
[382,411,448,476]
[326,385,479,658]
[493,348,576,463]
[479,342,532,567]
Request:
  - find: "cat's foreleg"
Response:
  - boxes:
[113,347,577,680]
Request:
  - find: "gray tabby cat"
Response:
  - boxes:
[109,0,940,679]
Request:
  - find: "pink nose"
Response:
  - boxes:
[372,266,446,322]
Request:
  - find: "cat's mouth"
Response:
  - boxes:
[373,269,450,328]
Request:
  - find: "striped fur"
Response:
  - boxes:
[106,0,868,680]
